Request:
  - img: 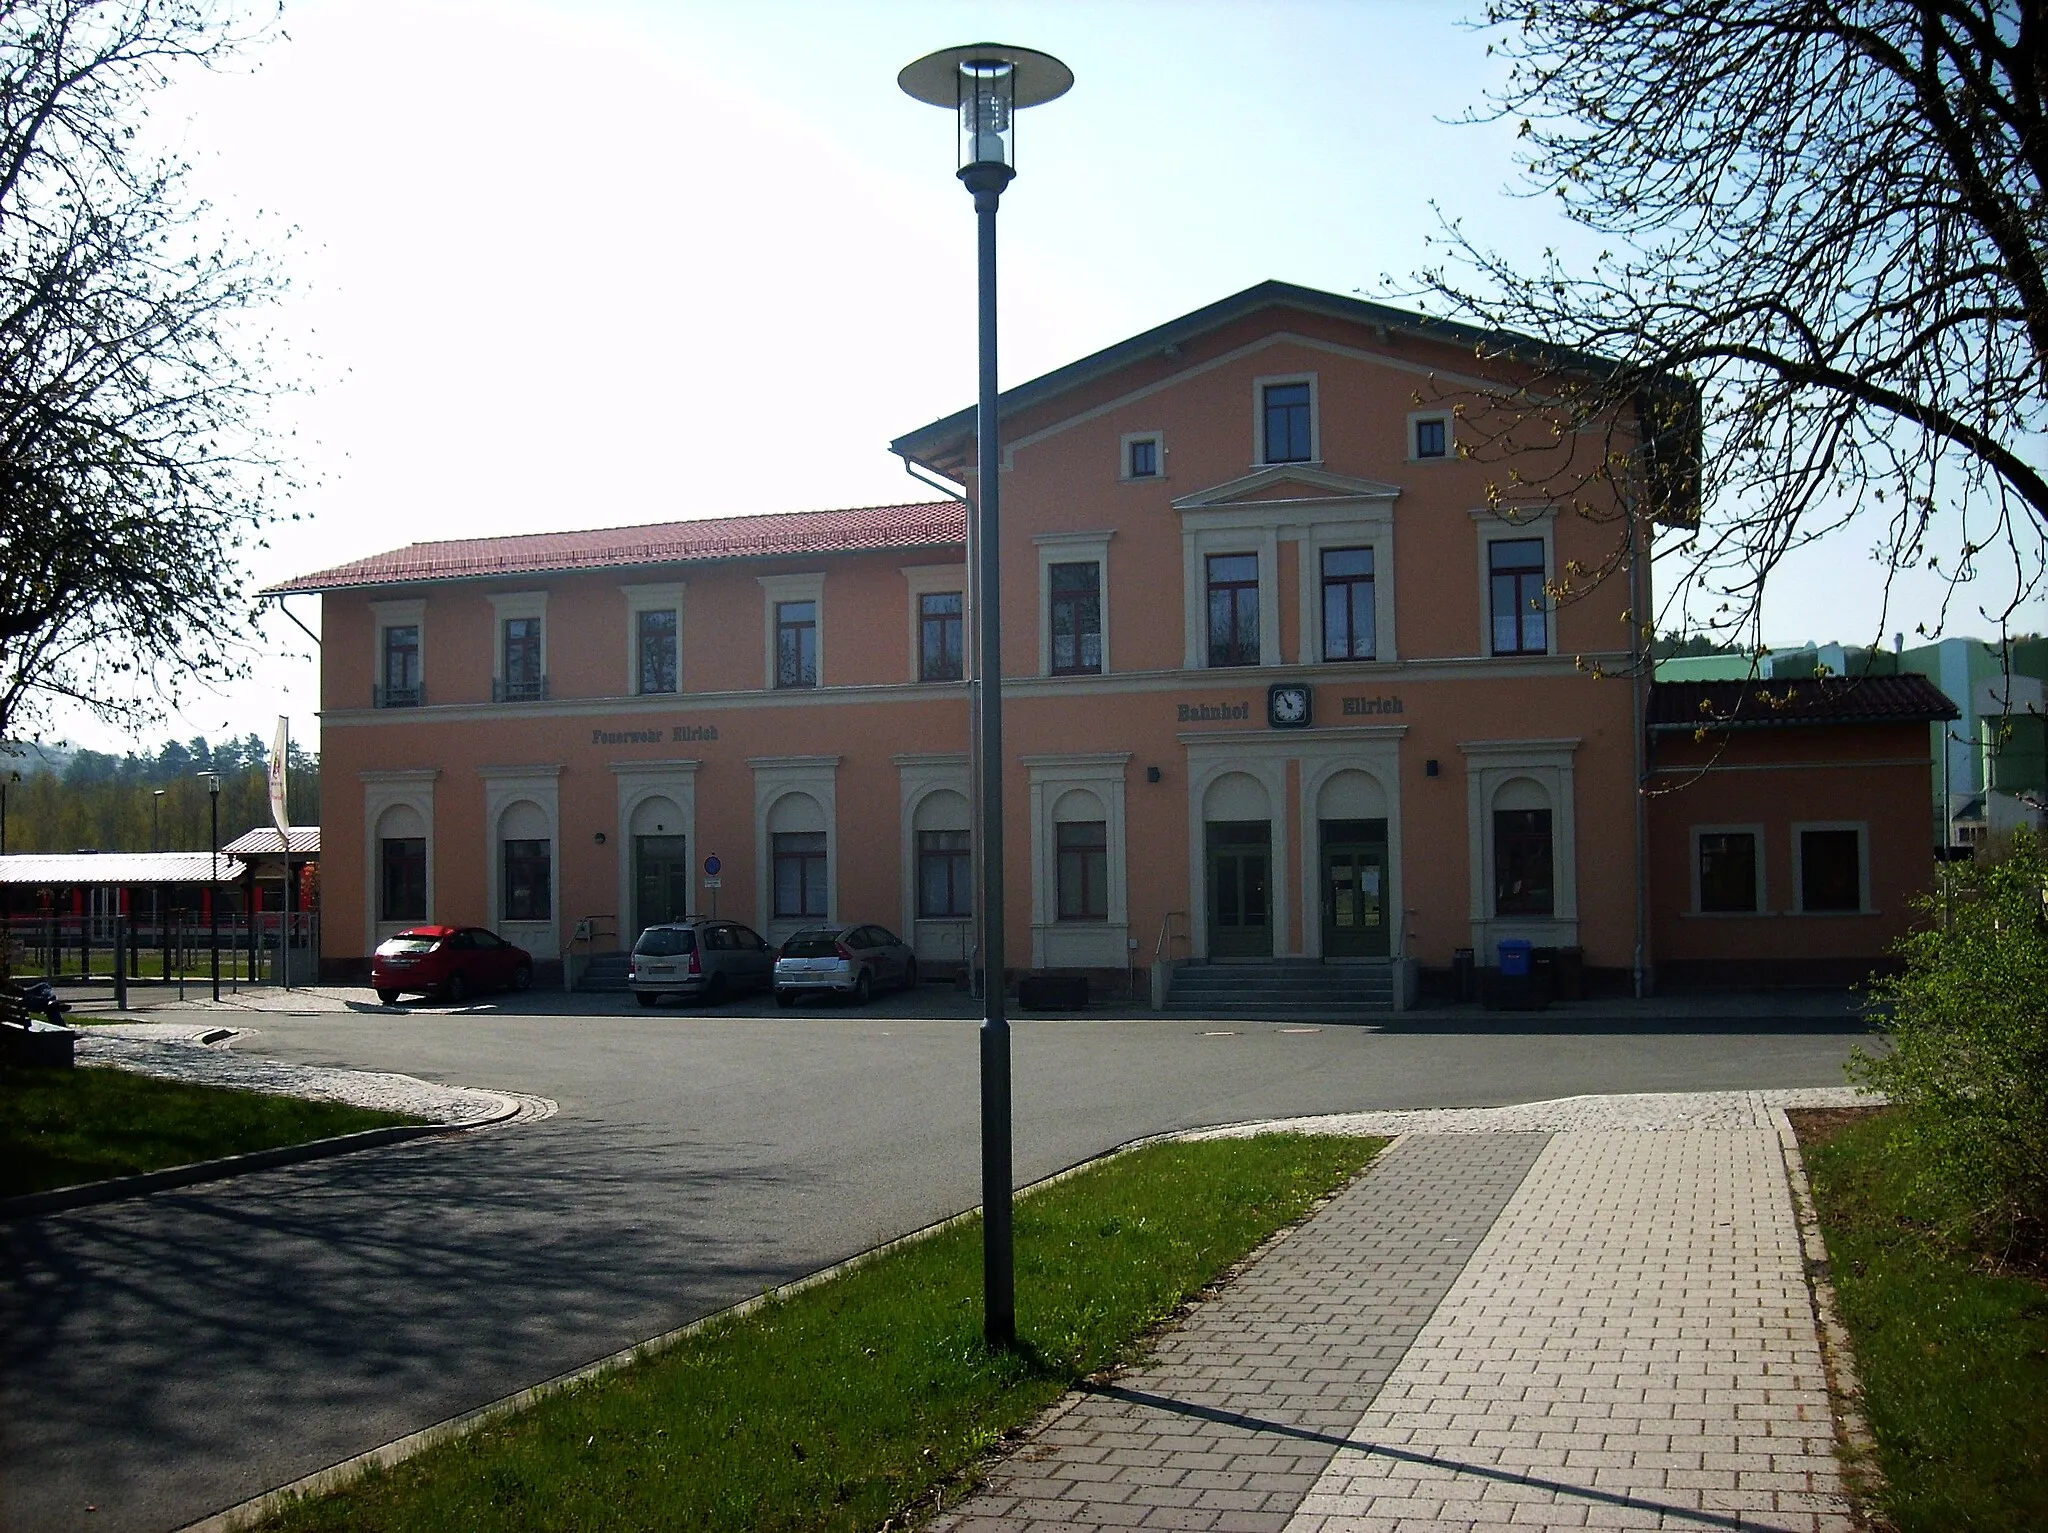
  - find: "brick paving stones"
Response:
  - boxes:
[933,1135,1551,1533]
[938,1092,1864,1533]
[1288,1130,1851,1532]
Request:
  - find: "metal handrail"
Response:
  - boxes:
[1153,909,1188,962]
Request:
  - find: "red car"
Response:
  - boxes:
[371,925,533,1005]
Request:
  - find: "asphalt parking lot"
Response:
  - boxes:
[4,984,1876,1533]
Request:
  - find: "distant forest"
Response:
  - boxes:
[2,736,320,855]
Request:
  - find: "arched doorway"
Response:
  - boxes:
[1203,772,1272,959]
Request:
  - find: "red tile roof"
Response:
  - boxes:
[1648,675,1958,731]
[264,502,966,594]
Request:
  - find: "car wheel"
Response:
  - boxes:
[705,973,729,1005]
[376,989,400,1006]
[776,990,796,1008]
[903,958,919,991]
[636,992,659,1008]
[444,971,468,1004]
[510,963,532,993]
[853,970,872,1006]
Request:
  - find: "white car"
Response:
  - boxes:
[773,924,917,1007]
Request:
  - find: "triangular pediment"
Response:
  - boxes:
[1171,464,1402,513]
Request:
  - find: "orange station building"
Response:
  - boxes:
[275,282,1953,1001]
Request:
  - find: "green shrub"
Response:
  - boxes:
[1852,829,2048,1256]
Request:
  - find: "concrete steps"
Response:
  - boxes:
[1165,959,1395,1019]
[577,951,632,993]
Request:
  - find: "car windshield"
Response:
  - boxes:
[780,931,843,958]
[634,928,696,956]
[376,936,441,956]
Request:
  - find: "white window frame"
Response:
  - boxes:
[750,755,840,941]
[360,768,438,947]
[896,752,971,959]
[1034,530,1113,678]
[1299,524,1399,665]
[369,599,427,707]
[480,764,562,960]
[901,564,968,684]
[757,571,826,690]
[1120,430,1165,483]
[1471,507,1557,658]
[1252,371,1320,468]
[1459,737,1580,955]
[621,582,686,697]
[612,758,701,937]
[1408,409,1454,462]
[1791,821,1872,914]
[1691,823,1766,915]
[1181,525,1283,670]
[487,591,549,693]
[1023,752,1131,970]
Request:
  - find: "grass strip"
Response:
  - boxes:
[0,1064,423,1198]
[1797,1109,2048,1531]
[255,1133,1382,1533]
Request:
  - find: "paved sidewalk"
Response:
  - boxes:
[938,1090,1865,1533]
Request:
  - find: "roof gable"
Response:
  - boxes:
[890,279,1618,474]
[1172,465,1402,513]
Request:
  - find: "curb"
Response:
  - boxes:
[0,1094,522,1221]
[1774,1105,1889,1529]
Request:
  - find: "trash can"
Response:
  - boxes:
[1451,947,1476,1002]
[1555,946,1586,1002]
[1497,938,1533,977]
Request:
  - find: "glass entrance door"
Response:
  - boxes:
[1206,821,1273,958]
[634,835,690,937]
[1321,818,1389,958]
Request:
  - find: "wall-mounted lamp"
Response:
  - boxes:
[594,831,607,845]
[1146,766,1162,783]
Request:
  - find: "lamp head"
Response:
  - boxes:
[898,43,1072,173]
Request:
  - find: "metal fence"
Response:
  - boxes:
[3,911,320,992]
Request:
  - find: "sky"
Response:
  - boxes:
[40,0,2043,755]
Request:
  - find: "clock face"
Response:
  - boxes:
[1268,684,1312,728]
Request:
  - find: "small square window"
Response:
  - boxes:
[1800,829,1862,912]
[1697,831,1758,913]
[1127,437,1159,478]
[1415,416,1448,459]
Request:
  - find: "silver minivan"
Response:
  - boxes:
[629,919,775,1006]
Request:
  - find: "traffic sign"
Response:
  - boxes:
[704,853,722,876]
[702,876,722,889]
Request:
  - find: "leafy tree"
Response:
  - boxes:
[1417,2,2046,651]
[3,731,316,852]
[1854,830,2048,1258]
[0,0,295,742]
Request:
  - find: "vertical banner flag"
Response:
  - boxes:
[269,716,290,840]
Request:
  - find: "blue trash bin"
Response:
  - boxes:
[1497,938,1533,977]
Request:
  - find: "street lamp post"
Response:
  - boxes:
[1,768,18,856]
[152,787,167,971]
[203,773,221,1002]
[899,42,1072,1350]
